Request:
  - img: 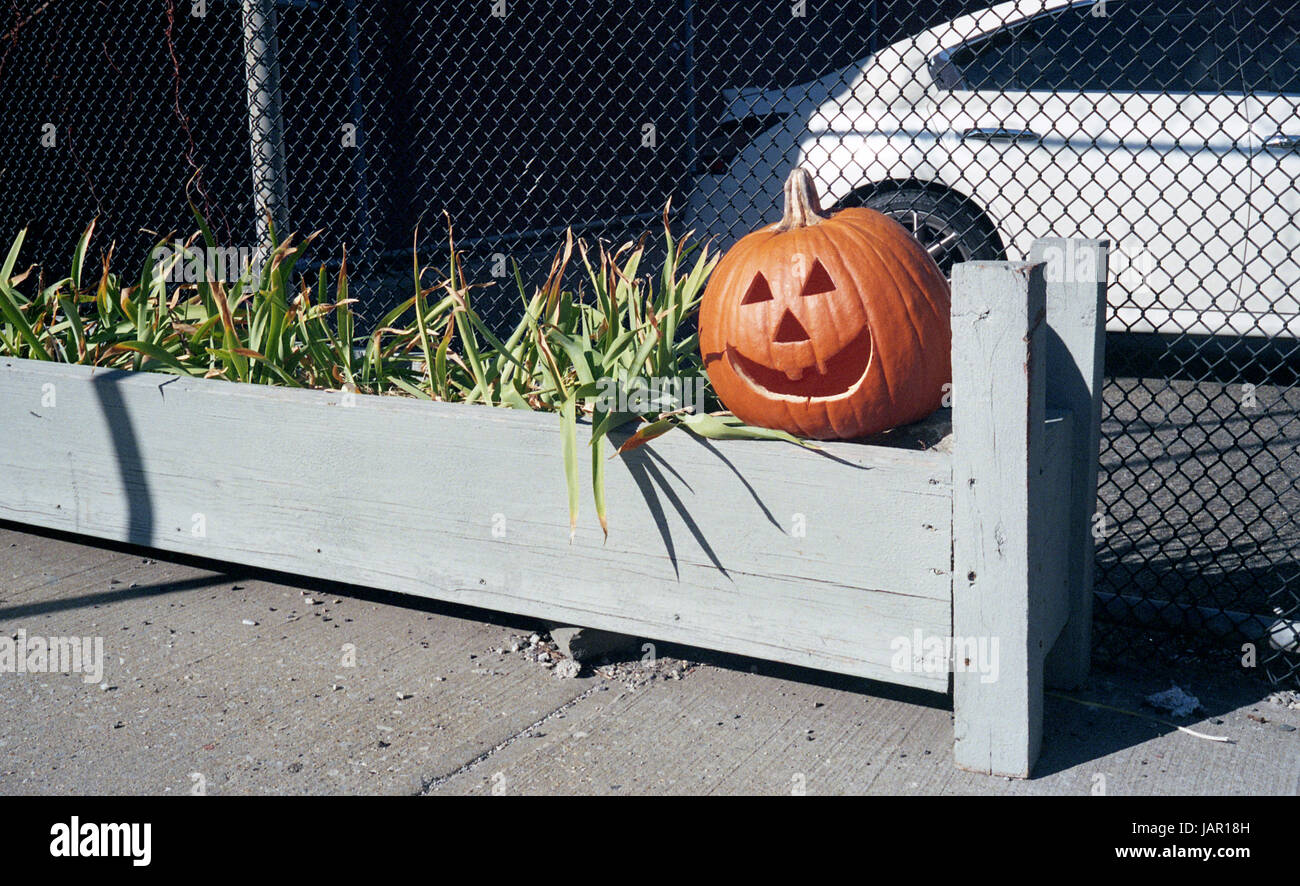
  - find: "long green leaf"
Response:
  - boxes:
[591,429,607,538]
[678,412,819,448]
[115,340,195,376]
[561,395,579,541]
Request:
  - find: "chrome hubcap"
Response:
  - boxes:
[884,209,970,277]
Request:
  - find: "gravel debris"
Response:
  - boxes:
[1266,690,1300,710]
[494,632,701,689]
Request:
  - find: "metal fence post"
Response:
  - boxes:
[242,0,289,249]
[344,0,374,261]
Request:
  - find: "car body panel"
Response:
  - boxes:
[686,0,1299,338]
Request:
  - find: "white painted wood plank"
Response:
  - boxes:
[1030,237,1109,690]
[950,260,1051,778]
[0,358,953,688]
[1038,409,1075,645]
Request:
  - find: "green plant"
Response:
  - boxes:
[405,208,814,536]
[0,207,812,536]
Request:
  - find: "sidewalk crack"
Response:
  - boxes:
[416,683,604,795]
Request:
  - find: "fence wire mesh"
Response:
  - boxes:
[1,0,1297,686]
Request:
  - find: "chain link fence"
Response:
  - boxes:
[2,0,1297,686]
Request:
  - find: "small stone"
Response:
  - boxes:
[549,626,641,664]
[396,692,411,700]
[555,659,582,679]
[241,619,257,626]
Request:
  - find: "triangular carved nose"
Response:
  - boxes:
[773,309,810,343]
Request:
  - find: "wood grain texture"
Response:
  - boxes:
[950,260,1052,778]
[1037,409,1075,646]
[0,358,953,688]
[1030,237,1109,690]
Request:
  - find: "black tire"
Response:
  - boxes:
[836,187,1005,278]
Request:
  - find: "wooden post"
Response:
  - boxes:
[1031,237,1109,690]
[951,260,1049,778]
[242,0,289,248]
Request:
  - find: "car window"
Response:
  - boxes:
[941,2,1242,94]
[1240,5,1300,93]
[942,17,1027,90]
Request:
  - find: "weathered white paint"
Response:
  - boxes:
[0,357,952,689]
[0,238,1107,774]
[951,260,1051,778]
[1031,237,1109,690]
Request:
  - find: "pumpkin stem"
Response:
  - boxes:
[774,168,830,232]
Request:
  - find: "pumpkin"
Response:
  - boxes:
[699,168,952,440]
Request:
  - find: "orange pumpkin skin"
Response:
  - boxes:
[699,171,952,440]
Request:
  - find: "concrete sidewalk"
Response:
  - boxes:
[1,523,1296,795]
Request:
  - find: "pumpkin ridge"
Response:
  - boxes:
[865,214,950,334]
[836,221,914,410]
[877,213,950,330]
[811,223,873,381]
[843,217,940,377]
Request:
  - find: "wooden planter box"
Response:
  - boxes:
[0,238,1107,778]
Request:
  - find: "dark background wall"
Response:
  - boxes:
[0,1,987,291]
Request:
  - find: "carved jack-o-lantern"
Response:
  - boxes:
[699,169,952,440]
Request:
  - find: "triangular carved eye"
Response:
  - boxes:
[800,259,836,297]
[741,272,774,305]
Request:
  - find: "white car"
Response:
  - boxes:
[687,0,1300,338]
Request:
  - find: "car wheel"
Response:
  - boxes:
[836,187,1005,278]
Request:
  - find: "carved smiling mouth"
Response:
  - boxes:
[726,324,873,400]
